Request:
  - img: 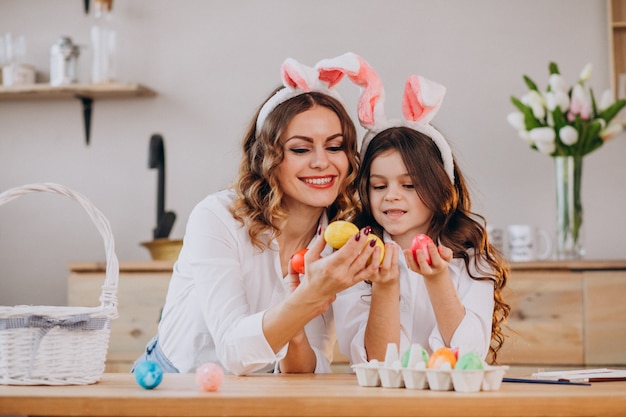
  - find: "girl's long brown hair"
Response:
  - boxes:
[230,89,361,249]
[356,126,510,363]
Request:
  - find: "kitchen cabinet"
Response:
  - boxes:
[609,0,626,104]
[67,261,350,373]
[497,260,626,366]
[68,261,172,373]
[67,260,626,372]
[0,82,156,144]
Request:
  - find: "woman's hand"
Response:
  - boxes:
[297,226,379,300]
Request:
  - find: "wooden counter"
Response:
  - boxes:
[68,260,626,370]
[1,373,626,417]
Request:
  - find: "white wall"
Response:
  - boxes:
[1,0,624,307]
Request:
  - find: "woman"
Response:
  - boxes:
[134,54,379,376]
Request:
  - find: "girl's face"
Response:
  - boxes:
[277,105,349,211]
[368,149,433,249]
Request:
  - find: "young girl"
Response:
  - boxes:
[134,54,379,376]
[333,58,510,365]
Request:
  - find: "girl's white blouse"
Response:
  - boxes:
[333,233,495,364]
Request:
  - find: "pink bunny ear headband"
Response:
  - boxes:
[255,53,361,137]
[328,54,455,184]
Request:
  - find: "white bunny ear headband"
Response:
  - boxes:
[328,53,455,184]
[255,53,360,137]
[255,53,454,183]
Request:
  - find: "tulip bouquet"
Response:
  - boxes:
[507,62,626,156]
[507,62,626,259]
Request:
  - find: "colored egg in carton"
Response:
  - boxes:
[352,343,509,392]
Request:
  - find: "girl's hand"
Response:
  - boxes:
[403,241,453,279]
[368,242,400,287]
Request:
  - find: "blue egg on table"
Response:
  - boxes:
[134,360,163,389]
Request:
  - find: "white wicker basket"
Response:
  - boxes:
[0,183,119,385]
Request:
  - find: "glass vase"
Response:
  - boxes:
[554,155,584,260]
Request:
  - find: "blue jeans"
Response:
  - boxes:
[131,335,180,373]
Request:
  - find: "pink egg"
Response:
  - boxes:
[195,362,224,392]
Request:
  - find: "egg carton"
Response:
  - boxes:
[351,343,508,392]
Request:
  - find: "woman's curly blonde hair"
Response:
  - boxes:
[230,89,361,249]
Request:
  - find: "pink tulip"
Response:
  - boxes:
[568,84,591,121]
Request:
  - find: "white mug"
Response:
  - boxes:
[487,225,505,254]
[507,224,552,262]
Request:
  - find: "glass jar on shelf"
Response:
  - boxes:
[90,0,116,84]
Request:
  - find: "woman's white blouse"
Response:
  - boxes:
[158,189,334,375]
[333,233,495,364]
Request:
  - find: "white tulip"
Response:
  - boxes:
[529,126,555,144]
[579,63,592,82]
[599,89,615,111]
[559,125,579,145]
[535,139,556,155]
[531,128,556,153]
[600,121,624,141]
[507,112,525,130]
[547,111,554,127]
[522,90,546,119]
[529,126,556,154]
[545,92,557,111]
[554,91,570,110]
[548,74,568,93]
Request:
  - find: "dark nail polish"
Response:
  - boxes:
[317,226,322,235]
[364,226,371,235]
[369,239,376,247]
[355,232,361,241]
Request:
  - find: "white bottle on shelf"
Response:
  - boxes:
[50,36,80,86]
[90,0,116,84]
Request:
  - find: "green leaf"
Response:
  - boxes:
[510,96,526,112]
[582,121,603,156]
[590,88,598,117]
[511,96,542,129]
[552,107,566,130]
[583,136,604,156]
[579,121,604,155]
[549,62,560,75]
[573,115,585,156]
[523,75,539,91]
[599,99,626,122]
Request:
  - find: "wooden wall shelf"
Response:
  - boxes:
[0,82,155,100]
[0,82,156,144]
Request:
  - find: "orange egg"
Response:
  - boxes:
[427,347,457,369]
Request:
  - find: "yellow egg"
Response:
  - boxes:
[366,235,385,265]
[324,221,359,249]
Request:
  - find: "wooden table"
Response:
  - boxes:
[1,373,626,417]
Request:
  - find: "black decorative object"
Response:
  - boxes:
[148,134,176,239]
